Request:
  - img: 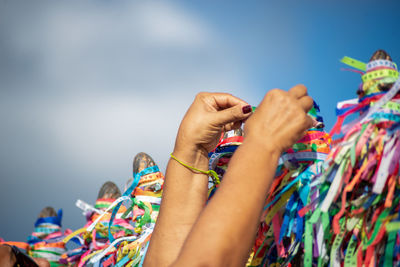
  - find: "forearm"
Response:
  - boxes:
[172,139,281,267]
[144,145,210,267]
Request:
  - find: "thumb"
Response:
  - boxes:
[211,104,252,127]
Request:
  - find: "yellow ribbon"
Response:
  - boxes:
[63,227,87,243]
[170,153,220,184]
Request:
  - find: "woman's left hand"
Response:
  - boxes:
[175,92,252,154]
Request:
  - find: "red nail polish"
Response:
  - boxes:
[242,105,252,114]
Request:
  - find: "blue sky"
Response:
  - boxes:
[1,0,399,241]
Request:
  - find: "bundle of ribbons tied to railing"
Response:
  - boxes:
[1,49,400,267]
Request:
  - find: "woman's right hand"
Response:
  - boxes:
[244,84,315,154]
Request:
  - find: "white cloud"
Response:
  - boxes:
[136,2,210,47]
[0,0,250,240]
[43,93,184,173]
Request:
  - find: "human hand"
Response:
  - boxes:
[244,84,315,154]
[175,92,252,154]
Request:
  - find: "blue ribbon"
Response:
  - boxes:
[108,165,159,242]
[34,209,62,227]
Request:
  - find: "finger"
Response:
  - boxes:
[212,104,252,127]
[295,118,314,144]
[288,84,308,99]
[211,93,249,110]
[298,95,314,112]
[223,121,242,132]
[304,114,315,130]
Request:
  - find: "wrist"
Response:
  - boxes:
[172,144,209,170]
[242,135,282,160]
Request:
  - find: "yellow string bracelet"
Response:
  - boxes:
[170,153,221,184]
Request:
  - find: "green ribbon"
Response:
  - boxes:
[341,56,366,71]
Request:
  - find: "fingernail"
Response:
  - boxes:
[242,105,252,114]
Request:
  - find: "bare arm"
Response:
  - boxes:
[144,93,252,267]
[172,85,315,266]
[144,148,209,267]
[172,140,279,266]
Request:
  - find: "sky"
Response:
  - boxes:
[1,0,400,241]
